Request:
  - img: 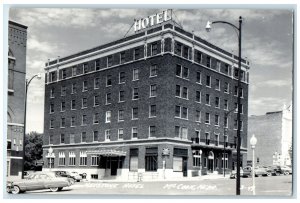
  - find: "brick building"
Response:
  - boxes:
[7,20,28,179]
[42,18,250,180]
[247,104,292,167]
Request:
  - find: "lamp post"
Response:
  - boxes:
[21,74,42,179]
[250,134,257,195]
[48,146,53,170]
[200,149,202,177]
[206,16,243,195]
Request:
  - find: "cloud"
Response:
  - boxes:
[262,79,292,87]
[27,35,59,54]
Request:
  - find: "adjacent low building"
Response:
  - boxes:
[42,15,250,180]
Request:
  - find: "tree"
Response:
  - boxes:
[24,131,43,171]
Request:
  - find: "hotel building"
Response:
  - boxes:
[43,17,250,180]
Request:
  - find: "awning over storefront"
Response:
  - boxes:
[86,149,127,157]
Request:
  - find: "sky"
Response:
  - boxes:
[7,7,294,134]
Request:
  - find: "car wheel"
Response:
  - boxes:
[12,186,21,194]
[284,171,289,175]
[50,187,59,192]
[58,187,63,191]
[266,172,271,177]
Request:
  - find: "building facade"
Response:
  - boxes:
[7,21,28,179]
[43,19,250,180]
[247,104,292,167]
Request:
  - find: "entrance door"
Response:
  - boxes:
[182,158,188,177]
[111,159,118,176]
[208,159,214,172]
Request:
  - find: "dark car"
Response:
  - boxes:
[281,166,292,175]
[268,165,283,176]
[254,166,272,177]
[54,171,75,184]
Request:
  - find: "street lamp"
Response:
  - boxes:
[48,146,53,169]
[206,16,243,195]
[250,134,257,195]
[21,73,42,179]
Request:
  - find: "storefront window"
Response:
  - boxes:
[173,157,183,171]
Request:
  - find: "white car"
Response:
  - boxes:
[69,172,82,182]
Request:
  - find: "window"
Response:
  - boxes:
[149,105,156,117]
[132,88,139,100]
[83,63,88,73]
[50,119,54,129]
[151,42,158,56]
[224,99,228,110]
[50,88,55,98]
[118,110,124,121]
[217,61,221,72]
[61,86,66,96]
[205,113,210,124]
[175,65,189,79]
[91,156,99,166]
[175,105,181,117]
[79,151,87,166]
[182,107,188,119]
[62,69,67,79]
[183,46,189,59]
[133,69,139,81]
[175,42,182,56]
[182,87,188,99]
[145,148,158,171]
[58,152,65,166]
[118,129,124,140]
[234,119,238,130]
[240,88,244,98]
[105,129,111,141]
[234,103,238,113]
[106,93,111,105]
[150,65,158,77]
[50,103,54,113]
[234,86,238,96]
[176,85,188,99]
[196,72,202,84]
[215,115,220,126]
[72,66,77,76]
[119,72,125,84]
[70,134,75,144]
[224,82,229,93]
[93,113,99,124]
[94,78,100,89]
[224,116,228,128]
[193,150,202,167]
[69,152,76,166]
[95,60,100,70]
[173,156,183,171]
[94,95,99,106]
[222,153,228,169]
[82,81,88,92]
[120,52,125,64]
[206,75,211,87]
[196,91,201,103]
[132,127,138,139]
[71,116,75,127]
[119,91,125,102]
[132,107,138,120]
[49,135,53,145]
[71,100,76,110]
[215,79,220,90]
[106,111,111,123]
[234,68,239,79]
[175,126,188,139]
[205,132,210,145]
[225,64,229,75]
[82,98,87,108]
[61,101,65,112]
[81,132,87,143]
[107,55,113,67]
[206,56,211,68]
[72,83,77,94]
[196,51,202,63]
[215,97,220,108]
[49,72,55,82]
[150,84,157,97]
[134,48,140,60]
[82,115,87,126]
[106,75,112,86]
[205,94,210,105]
[176,85,181,97]
[93,131,98,142]
[60,117,65,128]
[195,110,201,122]
[149,126,156,137]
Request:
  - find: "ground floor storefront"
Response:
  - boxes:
[43,138,246,180]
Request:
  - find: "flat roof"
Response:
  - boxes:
[9,20,28,29]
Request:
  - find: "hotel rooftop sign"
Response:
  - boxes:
[134,9,172,32]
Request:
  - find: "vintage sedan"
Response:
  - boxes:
[69,172,83,182]
[7,171,73,194]
[230,167,251,179]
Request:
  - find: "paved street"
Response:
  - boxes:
[10,175,292,197]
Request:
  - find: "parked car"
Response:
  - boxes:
[230,167,251,179]
[69,172,82,182]
[268,165,283,176]
[253,166,272,177]
[54,170,75,184]
[281,166,292,175]
[6,171,73,194]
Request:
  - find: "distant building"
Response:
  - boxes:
[42,12,250,180]
[7,20,28,179]
[247,104,292,167]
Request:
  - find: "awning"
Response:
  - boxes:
[86,149,127,157]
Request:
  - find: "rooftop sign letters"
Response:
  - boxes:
[134,9,172,32]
